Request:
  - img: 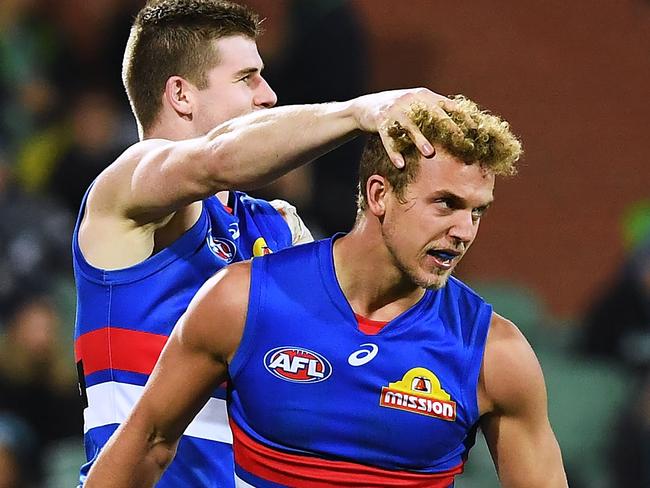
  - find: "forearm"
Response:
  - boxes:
[202,101,360,191]
[119,88,448,221]
[85,425,177,488]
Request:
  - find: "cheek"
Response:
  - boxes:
[222,99,255,123]
[415,210,449,240]
[226,84,255,108]
[386,206,421,238]
[194,94,224,128]
[469,220,481,241]
[384,212,422,255]
[198,86,251,124]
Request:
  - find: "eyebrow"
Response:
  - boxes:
[233,65,264,78]
[434,190,493,210]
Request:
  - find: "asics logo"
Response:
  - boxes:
[348,343,379,366]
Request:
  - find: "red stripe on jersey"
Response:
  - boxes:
[74,327,168,376]
[231,420,463,487]
[355,313,389,335]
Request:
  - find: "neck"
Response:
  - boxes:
[333,216,425,322]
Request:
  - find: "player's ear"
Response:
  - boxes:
[164,76,195,120]
[366,175,388,217]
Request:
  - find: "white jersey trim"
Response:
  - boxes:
[84,381,233,444]
[235,474,257,488]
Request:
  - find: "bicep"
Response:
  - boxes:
[481,400,565,487]
[480,315,567,488]
[90,137,219,225]
[125,137,220,222]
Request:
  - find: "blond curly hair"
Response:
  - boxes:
[357,95,522,210]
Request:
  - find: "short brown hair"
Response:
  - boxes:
[123,0,261,133]
[357,95,522,210]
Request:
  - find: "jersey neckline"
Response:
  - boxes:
[318,235,437,336]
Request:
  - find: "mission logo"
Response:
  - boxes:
[264,346,332,383]
[379,367,457,421]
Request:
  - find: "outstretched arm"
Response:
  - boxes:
[94,88,458,224]
[84,262,251,488]
[480,314,567,488]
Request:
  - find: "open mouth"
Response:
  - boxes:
[426,249,461,270]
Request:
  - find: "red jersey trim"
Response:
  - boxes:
[355,313,389,336]
[74,327,168,376]
[231,419,463,487]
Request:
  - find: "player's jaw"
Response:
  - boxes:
[415,243,466,289]
[385,240,466,291]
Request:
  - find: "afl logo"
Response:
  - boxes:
[207,237,236,263]
[264,346,332,383]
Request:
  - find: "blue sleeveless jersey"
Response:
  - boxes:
[228,238,492,488]
[73,190,292,487]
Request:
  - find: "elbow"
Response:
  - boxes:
[147,432,179,471]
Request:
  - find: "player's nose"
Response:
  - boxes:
[448,210,477,244]
[254,77,277,108]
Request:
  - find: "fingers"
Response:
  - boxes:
[426,96,467,137]
[435,97,458,113]
[379,89,466,168]
[398,116,435,158]
[432,96,476,131]
[378,121,406,169]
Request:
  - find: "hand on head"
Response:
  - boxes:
[353,88,463,168]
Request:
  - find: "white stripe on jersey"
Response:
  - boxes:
[84,382,233,443]
[235,474,257,488]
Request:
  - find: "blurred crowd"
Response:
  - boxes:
[578,201,650,487]
[1,1,138,486]
[0,0,648,487]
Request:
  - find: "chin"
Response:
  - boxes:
[413,271,451,291]
[423,277,449,290]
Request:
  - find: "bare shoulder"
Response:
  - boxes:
[86,139,170,217]
[179,261,253,363]
[188,260,252,317]
[480,313,546,416]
